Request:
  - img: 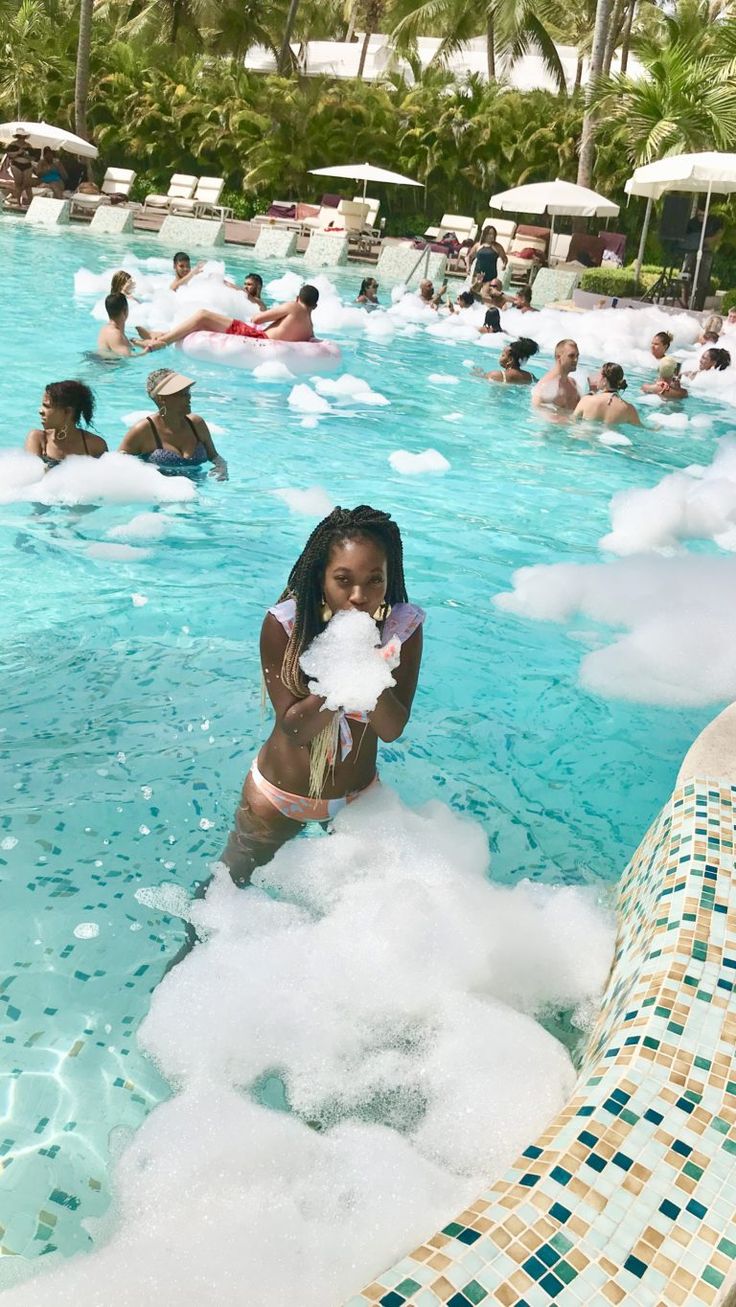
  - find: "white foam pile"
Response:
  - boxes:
[313,374,389,406]
[1,788,614,1307]
[287,377,388,416]
[495,554,736,705]
[389,449,451,475]
[0,452,196,506]
[299,608,399,711]
[602,436,736,555]
[272,487,335,517]
[252,361,295,381]
[107,512,174,541]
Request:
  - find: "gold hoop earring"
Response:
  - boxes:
[56,425,68,443]
[159,402,167,418]
[321,598,333,622]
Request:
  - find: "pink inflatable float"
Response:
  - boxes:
[179,332,342,375]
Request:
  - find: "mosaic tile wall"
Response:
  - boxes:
[347,780,736,1307]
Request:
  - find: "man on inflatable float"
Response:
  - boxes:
[140,284,319,352]
[137,283,341,374]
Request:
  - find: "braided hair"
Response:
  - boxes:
[277,506,408,796]
[280,505,408,698]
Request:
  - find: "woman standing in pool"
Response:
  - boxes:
[119,369,228,479]
[25,381,108,466]
[573,362,642,427]
[220,506,424,885]
[467,226,508,284]
[473,337,539,385]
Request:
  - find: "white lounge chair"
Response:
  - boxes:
[143,174,197,212]
[424,213,478,244]
[171,176,232,220]
[70,167,136,217]
[337,199,370,235]
[355,195,381,234]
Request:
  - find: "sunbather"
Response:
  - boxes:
[139,284,320,351]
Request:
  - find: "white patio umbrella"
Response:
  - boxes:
[489,177,620,220]
[309,161,422,200]
[0,120,98,158]
[626,152,736,305]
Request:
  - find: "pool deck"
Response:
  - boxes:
[347,705,736,1307]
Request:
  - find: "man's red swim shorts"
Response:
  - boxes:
[226,320,267,339]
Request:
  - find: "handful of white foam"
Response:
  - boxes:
[299,608,400,712]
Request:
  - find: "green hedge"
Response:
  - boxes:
[578,264,661,296]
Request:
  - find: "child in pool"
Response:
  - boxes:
[220,505,425,885]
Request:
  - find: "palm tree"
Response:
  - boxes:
[592,35,736,163]
[74,0,94,140]
[0,0,59,117]
[576,0,613,186]
[389,0,567,91]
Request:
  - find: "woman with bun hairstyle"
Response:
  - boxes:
[25,381,108,467]
[474,337,539,385]
[573,362,642,427]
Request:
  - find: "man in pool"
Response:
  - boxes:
[532,339,581,413]
[170,251,206,291]
[139,284,320,351]
[242,272,266,310]
[97,292,152,358]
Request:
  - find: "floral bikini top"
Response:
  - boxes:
[268,597,425,760]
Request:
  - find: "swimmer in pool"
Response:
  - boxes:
[25,380,108,466]
[109,269,139,301]
[138,284,319,350]
[242,272,266,310]
[532,339,581,413]
[473,337,539,385]
[684,346,731,378]
[97,292,151,357]
[119,369,228,479]
[170,251,204,291]
[356,276,379,307]
[218,505,424,886]
[642,331,679,394]
[418,278,447,309]
[573,362,642,427]
[448,291,476,314]
[513,286,537,313]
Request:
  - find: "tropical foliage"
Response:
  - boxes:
[1,0,736,264]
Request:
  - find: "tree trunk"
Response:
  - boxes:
[486,13,496,79]
[277,0,301,74]
[620,0,636,73]
[170,0,183,43]
[576,0,613,187]
[574,54,583,91]
[602,0,625,75]
[74,0,94,143]
[357,28,372,78]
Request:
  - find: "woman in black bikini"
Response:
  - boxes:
[5,129,35,207]
[119,369,228,479]
[25,381,108,466]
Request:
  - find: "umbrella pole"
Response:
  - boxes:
[634,196,652,289]
[689,182,712,310]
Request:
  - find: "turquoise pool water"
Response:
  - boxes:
[0,220,729,1273]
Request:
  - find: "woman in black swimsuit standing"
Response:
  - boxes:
[467,226,508,284]
[25,381,108,467]
[4,129,35,208]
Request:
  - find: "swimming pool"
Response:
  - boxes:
[0,219,732,1298]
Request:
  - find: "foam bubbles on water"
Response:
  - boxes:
[428,373,460,385]
[299,609,399,712]
[87,542,152,562]
[601,435,736,555]
[495,554,736,705]
[107,514,173,542]
[2,789,613,1307]
[313,374,389,406]
[0,451,196,507]
[389,449,451,475]
[253,361,295,381]
[73,922,100,940]
[272,487,335,517]
[288,384,331,414]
